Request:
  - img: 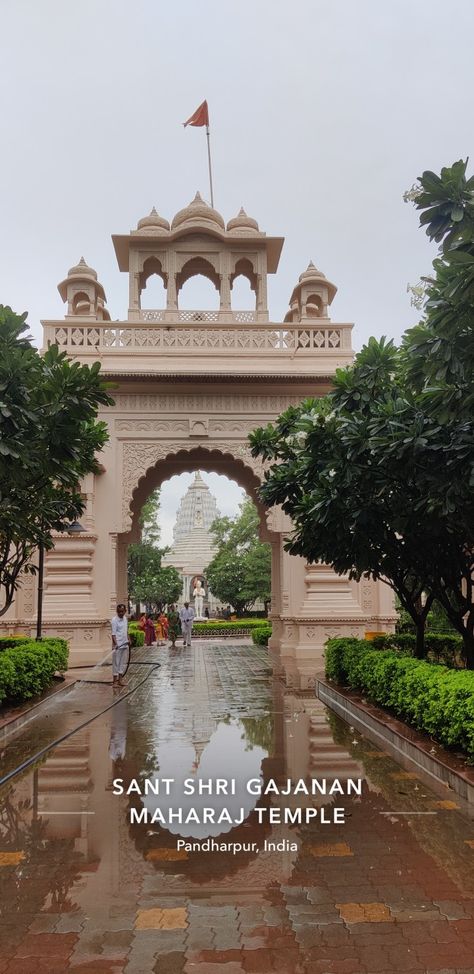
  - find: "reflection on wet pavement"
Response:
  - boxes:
[1,643,474,973]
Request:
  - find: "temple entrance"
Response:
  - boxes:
[1,192,396,685]
[116,446,278,639]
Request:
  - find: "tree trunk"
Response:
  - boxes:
[462,633,474,670]
[415,621,426,660]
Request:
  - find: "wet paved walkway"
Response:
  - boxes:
[1,643,474,973]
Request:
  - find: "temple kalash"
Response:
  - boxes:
[1,192,395,687]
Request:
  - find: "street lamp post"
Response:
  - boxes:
[35,542,45,641]
[35,521,86,641]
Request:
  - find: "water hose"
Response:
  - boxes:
[0,660,161,789]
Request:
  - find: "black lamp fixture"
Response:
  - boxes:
[66,521,87,536]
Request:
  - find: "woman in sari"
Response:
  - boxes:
[158,611,169,643]
[167,604,180,647]
[144,614,156,646]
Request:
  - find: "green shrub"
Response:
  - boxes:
[325,637,474,759]
[0,638,69,706]
[251,625,272,646]
[128,624,145,648]
[371,632,464,668]
[193,620,268,635]
[0,635,31,651]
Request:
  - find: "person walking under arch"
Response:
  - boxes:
[167,604,180,647]
[179,601,195,648]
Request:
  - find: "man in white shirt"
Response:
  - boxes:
[179,601,195,648]
[111,603,130,687]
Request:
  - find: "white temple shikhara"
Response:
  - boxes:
[1,193,395,687]
[161,471,220,609]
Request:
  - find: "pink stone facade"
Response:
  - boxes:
[1,195,396,686]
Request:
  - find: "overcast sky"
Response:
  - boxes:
[1,0,472,528]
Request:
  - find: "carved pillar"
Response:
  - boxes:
[110,533,118,613]
[117,541,128,606]
[267,538,283,668]
[219,274,231,311]
[291,563,367,689]
[17,570,37,622]
[43,534,99,619]
[299,563,367,619]
[256,254,268,318]
[128,249,140,314]
[166,250,178,309]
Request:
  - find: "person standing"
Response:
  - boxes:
[158,610,169,644]
[144,613,156,647]
[111,603,130,687]
[167,604,180,647]
[179,601,195,647]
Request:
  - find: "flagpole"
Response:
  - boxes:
[206,125,214,208]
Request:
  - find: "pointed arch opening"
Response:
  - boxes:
[231,258,257,311]
[177,257,220,310]
[304,293,323,317]
[139,257,167,309]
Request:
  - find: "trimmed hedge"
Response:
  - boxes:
[325,637,474,759]
[128,624,145,648]
[0,638,69,707]
[193,620,268,636]
[371,632,464,668]
[252,625,272,646]
[0,635,31,651]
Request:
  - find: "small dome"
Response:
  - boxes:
[226,206,259,233]
[67,256,97,281]
[136,206,170,233]
[171,191,225,232]
[298,260,327,285]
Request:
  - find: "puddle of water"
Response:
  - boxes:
[1,645,474,967]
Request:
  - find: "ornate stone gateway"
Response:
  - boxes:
[2,194,395,686]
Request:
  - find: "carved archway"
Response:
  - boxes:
[230,257,257,293]
[176,257,220,294]
[138,257,167,308]
[120,441,268,537]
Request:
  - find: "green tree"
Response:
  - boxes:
[250,341,436,658]
[127,490,181,612]
[0,307,112,616]
[127,489,162,603]
[205,499,271,615]
[250,160,474,664]
[132,564,182,613]
[401,159,474,651]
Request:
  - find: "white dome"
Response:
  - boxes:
[136,207,170,234]
[227,207,259,233]
[171,192,225,232]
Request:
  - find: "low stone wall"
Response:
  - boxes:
[317,678,474,806]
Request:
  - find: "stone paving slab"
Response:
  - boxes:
[2,644,474,972]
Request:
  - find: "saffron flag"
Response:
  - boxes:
[183,100,209,128]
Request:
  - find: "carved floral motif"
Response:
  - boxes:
[116,420,189,432]
[109,393,302,413]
